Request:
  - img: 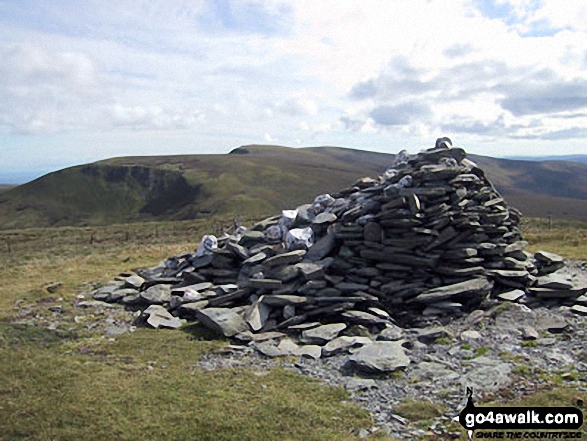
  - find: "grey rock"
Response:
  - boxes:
[322,336,372,356]
[295,262,325,280]
[497,290,526,302]
[300,323,347,345]
[305,233,336,261]
[251,341,285,358]
[416,326,453,344]
[408,361,459,382]
[143,305,182,329]
[262,295,307,306]
[535,250,564,264]
[277,337,299,354]
[529,287,584,298]
[288,322,322,331]
[140,284,172,304]
[313,212,337,224]
[292,344,321,360]
[535,274,574,290]
[123,274,145,289]
[336,282,370,293]
[344,378,378,392]
[268,265,299,282]
[226,241,249,260]
[341,310,387,326]
[347,341,410,373]
[571,304,587,315]
[242,252,267,265]
[363,222,382,242]
[177,301,209,317]
[244,300,271,332]
[520,326,539,340]
[377,325,405,341]
[411,277,493,304]
[121,292,142,305]
[247,278,283,290]
[462,361,512,392]
[234,331,285,343]
[195,307,249,337]
[263,250,306,267]
[92,284,124,302]
[460,330,482,341]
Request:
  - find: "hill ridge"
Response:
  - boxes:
[0,144,586,229]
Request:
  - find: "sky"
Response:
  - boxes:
[1,0,587,183]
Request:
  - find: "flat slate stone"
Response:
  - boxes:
[300,323,347,345]
[277,337,299,354]
[376,325,404,341]
[534,250,564,264]
[92,284,124,302]
[341,310,387,325]
[140,284,172,304]
[571,305,587,316]
[247,278,283,290]
[177,301,209,317]
[244,300,271,332]
[347,341,410,373]
[305,233,336,261]
[322,336,372,356]
[534,274,574,290]
[411,278,493,304]
[295,262,325,280]
[461,362,512,392]
[313,212,337,224]
[529,287,583,299]
[262,295,307,306]
[294,345,323,359]
[108,288,139,303]
[144,305,182,329]
[234,331,285,343]
[497,289,526,302]
[123,274,145,289]
[195,307,249,337]
[242,252,267,265]
[263,250,306,268]
[251,341,285,358]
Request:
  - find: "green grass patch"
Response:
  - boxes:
[394,398,447,422]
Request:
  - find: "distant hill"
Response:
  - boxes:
[0,144,586,230]
[504,155,587,164]
[0,185,16,194]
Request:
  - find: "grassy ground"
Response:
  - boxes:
[0,217,585,440]
[522,218,587,261]
[0,218,383,441]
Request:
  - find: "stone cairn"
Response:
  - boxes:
[93,138,587,360]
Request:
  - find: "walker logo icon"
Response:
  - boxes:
[457,388,583,440]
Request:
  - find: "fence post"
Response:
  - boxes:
[90,234,94,245]
[5,238,11,253]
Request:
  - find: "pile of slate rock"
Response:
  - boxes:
[93,138,587,346]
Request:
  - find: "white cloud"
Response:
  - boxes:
[264,132,274,142]
[275,95,318,116]
[2,0,587,178]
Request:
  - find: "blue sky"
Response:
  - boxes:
[1,0,587,183]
